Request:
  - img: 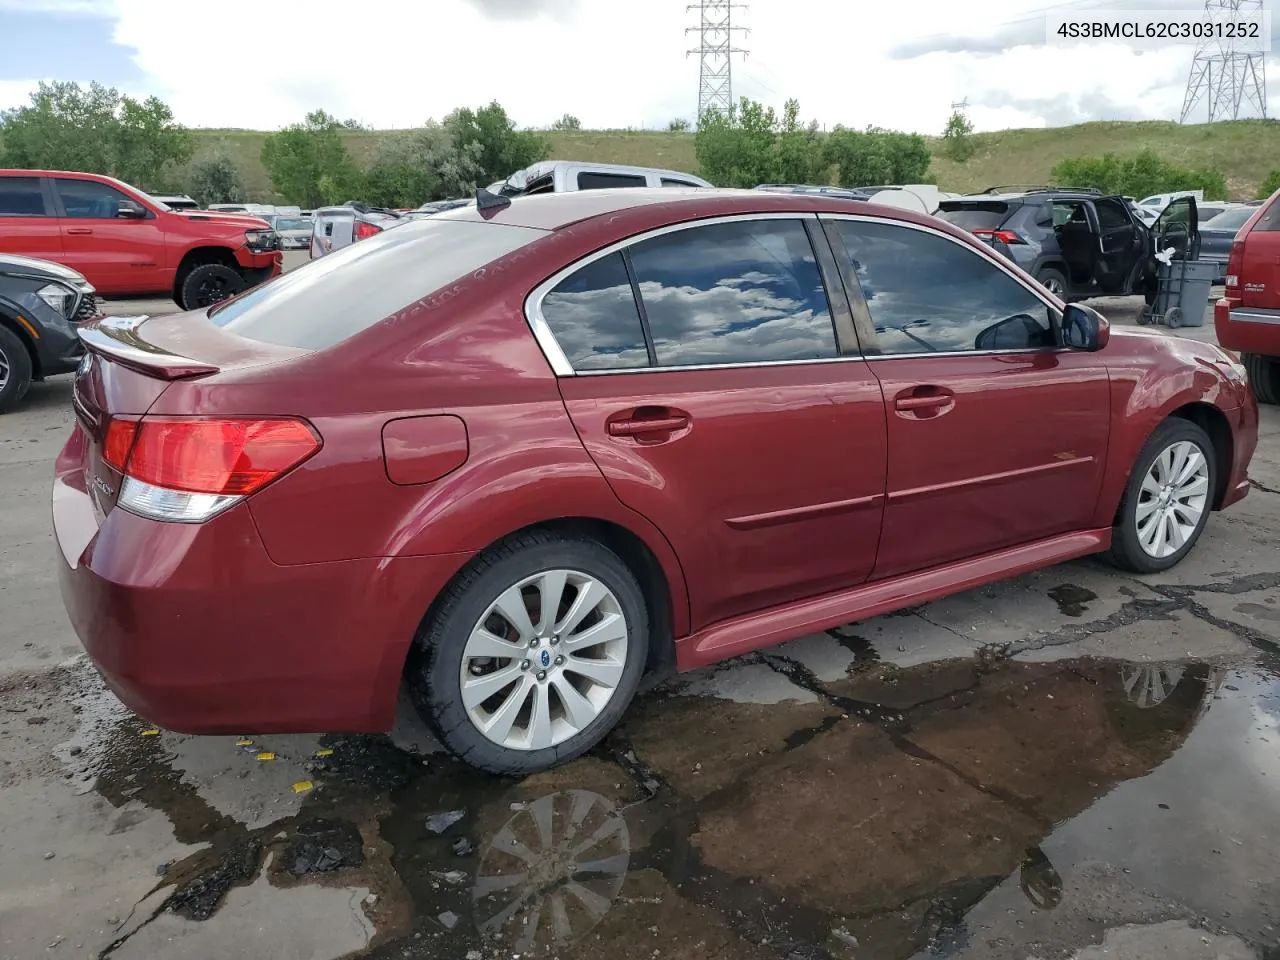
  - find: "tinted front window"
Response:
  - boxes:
[577,172,647,190]
[834,220,1055,355]
[0,176,48,216]
[541,253,649,371]
[208,219,545,350]
[56,179,132,218]
[627,219,838,366]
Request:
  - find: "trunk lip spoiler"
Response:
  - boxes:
[77,316,219,380]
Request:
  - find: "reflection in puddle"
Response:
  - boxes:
[78,653,1279,959]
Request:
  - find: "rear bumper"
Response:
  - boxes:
[1214,298,1280,357]
[53,433,471,733]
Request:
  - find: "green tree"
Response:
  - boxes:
[694,97,825,188]
[668,117,691,132]
[184,152,246,205]
[260,109,363,207]
[363,121,484,207]
[941,107,975,162]
[443,102,549,184]
[1052,149,1226,199]
[823,126,931,187]
[1258,169,1280,199]
[0,80,192,189]
[551,113,581,132]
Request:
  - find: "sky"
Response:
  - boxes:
[0,0,1275,135]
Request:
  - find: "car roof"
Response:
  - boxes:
[431,186,940,232]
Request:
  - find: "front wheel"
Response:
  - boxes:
[1109,419,1216,574]
[407,531,650,775]
[179,263,245,310]
[1242,353,1280,405]
[0,324,34,414]
[1035,266,1068,299]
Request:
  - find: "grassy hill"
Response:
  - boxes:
[193,118,1280,203]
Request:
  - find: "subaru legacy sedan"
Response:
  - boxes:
[55,189,1258,775]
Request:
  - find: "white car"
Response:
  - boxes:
[271,216,313,250]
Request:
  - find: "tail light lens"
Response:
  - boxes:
[972,228,1024,245]
[106,416,321,522]
[353,220,382,241]
[1225,238,1244,291]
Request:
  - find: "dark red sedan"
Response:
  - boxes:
[54,188,1259,775]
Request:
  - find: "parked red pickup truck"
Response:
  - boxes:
[0,170,283,310]
[1216,187,1280,404]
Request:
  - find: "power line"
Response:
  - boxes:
[685,2,749,121]
[1180,0,1268,122]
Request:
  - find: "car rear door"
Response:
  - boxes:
[1090,196,1142,294]
[822,213,1111,580]
[536,214,887,632]
[0,175,64,262]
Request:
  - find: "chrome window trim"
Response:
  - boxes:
[524,212,832,377]
[816,211,1070,360]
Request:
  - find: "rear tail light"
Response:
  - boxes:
[106,416,321,522]
[972,228,1024,245]
[353,220,382,241]
[1225,238,1244,291]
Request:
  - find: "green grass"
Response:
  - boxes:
[193,119,1280,203]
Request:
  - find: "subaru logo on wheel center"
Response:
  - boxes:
[539,649,552,669]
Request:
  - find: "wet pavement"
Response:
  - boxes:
[2,286,1279,960]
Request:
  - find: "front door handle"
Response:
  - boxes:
[606,407,691,439]
[894,395,949,411]
[893,386,955,419]
[66,227,93,235]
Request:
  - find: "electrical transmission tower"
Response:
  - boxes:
[686,2,749,122]
[1179,0,1268,122]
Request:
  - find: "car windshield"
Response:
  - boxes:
[274,218,310,231]
[1204,207,1255,231]
[138,192,173,212]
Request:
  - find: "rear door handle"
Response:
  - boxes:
[607,415,689,437]
[66,227,93,235]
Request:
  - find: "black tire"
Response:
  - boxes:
[179,263,245,310]
[1035,266,1068,299]
[1109,418,1216,574]
[0,324,34,414]
[1164,306,1182,329]
[1242,353,1280,405]
[407,530,650,776]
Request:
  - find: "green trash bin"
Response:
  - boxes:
[1145,259,1217,328]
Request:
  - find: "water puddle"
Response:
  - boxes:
[81,651,1280,959]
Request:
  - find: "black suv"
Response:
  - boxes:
[936,186,1200,302]
[0,253,97,412]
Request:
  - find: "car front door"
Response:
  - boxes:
[823,214,1112,581]
[51,177,167,295]
[1091,196,1142,294]
[0,175,64,262]
[535,214,887,631]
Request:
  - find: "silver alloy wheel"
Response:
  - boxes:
[472,789,630,951]
[1135,439,1210,559]
[1041,275,1065,296]
[1120,664,1186,708]
[460,569,629,751]
[0,346,9,391]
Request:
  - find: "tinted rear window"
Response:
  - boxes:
[577,172,648,190]
[1251,197,1280,232]
[207,219,545,350]
[1204,207,1255,231]
[936,202,1009,231]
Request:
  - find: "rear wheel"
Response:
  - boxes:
[1035,266,1068,299]
[407,531,650,775]
[1242,353,1280,405]
[0,324,33,414]
[179,263,245,310]
[1109,419,1216,574]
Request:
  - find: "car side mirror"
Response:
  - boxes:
[1061,303,1109,351]
[117,200,148,219]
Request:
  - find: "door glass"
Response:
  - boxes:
[627,218,839,366]
[55,179,132,218]
[1094,199,1130,229]
[833,220,1056,355]
[540,252,650,371]
[0,176,49,216]
[576,172,648,190]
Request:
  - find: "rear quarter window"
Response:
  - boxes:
[936,202,1010,231]
[207,219,546,350]
[1251,196,1280,232]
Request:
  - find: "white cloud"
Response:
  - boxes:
[0,0,1271,135]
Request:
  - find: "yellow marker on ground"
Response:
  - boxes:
[236,738,254,747]
[314,748,334,758]
[140,729,160,737]
[292,780,314,794]
[256,751,276,761]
